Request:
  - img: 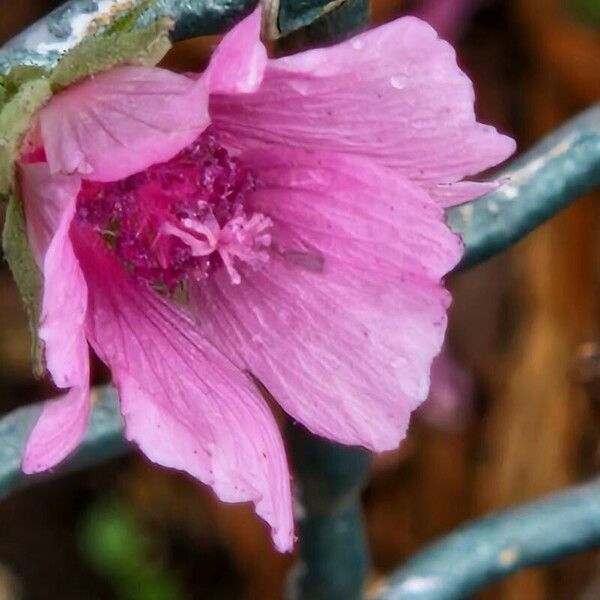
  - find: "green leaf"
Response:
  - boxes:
[50,16,173,90]
[0,78,51,375]
[5,65,48,88]
[0,77,51,199]
[103,0,159,35]
[0,66,49,115]
[2,191,45,376]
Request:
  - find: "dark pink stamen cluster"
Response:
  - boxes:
[76,127,262,290]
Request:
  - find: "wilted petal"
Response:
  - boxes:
[74,235,293,551]
[205,7,267,95]
[211,16,515,205]
[193,150,462,451]
[40,66,210,182]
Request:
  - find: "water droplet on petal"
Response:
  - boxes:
[351,38,365,50]
[287,79,311,95]
[390,75,408,90]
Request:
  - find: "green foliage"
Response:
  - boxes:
[2,193,45,376]
[80,499,185,600]
[0,66,49,109]
[0,78,51,196]
[104,0,160,35]
[50,16,173,90]
[571,0,600,25]
[0,79,51,375]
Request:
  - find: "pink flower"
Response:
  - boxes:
[18,9,514,551]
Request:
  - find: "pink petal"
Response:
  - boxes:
[193,150,462,451]
[20,162,91,473]
[74,234,293,552]
[40,66,210,182]
[205,7,267,95]
[20,162,89,390]
[211,16,515,205]
[20,162,81,266]
[22,383,90,474]
[431,180,501,208]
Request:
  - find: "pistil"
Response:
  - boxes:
[75,127,271,290]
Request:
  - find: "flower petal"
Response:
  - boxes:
[20,162,91,473]
[205,7,267,95]
[40,66,210,182]
[74,235,293,552]
[432,179,502,208]
[22,383,90,474]
[20,162,89,390]
[193,150,462,451]
[211,16,515,205]
[20,162,80,266]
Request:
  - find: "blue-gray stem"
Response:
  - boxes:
[0,387,126,500]
[376,477,600,600]
[0,0,358,73]
[449,104,600,269]
[286,423,372,600]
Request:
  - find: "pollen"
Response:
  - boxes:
[75,127,271,290]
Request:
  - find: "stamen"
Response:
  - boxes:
[75,127,271,290]
[219,213,273,284]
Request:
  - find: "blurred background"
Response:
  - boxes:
[0,0,599,598]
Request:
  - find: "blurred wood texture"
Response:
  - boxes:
[474,2,600,598]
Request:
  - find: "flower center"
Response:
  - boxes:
[75,127,271,290]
